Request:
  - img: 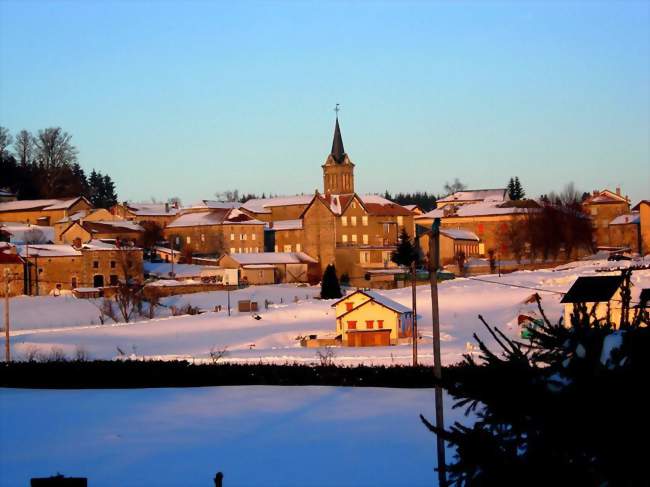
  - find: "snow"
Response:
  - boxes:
[268,219,303,231]
[0,197,80,212]
[0,223,55,244]
[600,331,625,368]
[93,220,144,231]
[144,262,212,278]
[0,386,467,487]
[418,200,534,219]
[227,252,318,265]
[436,189,507,204]
[166,209,264,228]
[16,244,81,257]
[440,228,479,241]
[4,263,649,366]
[242,195,313,214]
[609,213,640,225]
[346,289,413,314]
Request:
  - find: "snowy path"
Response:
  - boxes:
[0,386,468,487]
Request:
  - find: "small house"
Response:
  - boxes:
[332,289,413,347]
[561,275,626,327]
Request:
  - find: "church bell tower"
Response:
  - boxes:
[322,116,355,195]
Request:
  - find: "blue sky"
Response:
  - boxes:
[1,1,648,204]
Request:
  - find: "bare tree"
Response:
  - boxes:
[0,126,13,160]
[215,189,240,202]
[443,178,467,195]
[23,228,49,244]
[13,130,34,166]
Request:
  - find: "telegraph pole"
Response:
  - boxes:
[4,269,10,363]
[411,259,418,366]
[429,218,446,486]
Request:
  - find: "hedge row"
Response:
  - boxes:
[0,361,454,389]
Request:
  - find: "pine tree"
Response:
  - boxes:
[514,176,525,200]
[506,177,516,200]
[101,174,118,208]
[391,228,417,267]
[88,170,103,207]
[320,264,342,299]
[421,269,649,485]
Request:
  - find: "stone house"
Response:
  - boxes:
[632,201,650,256]
[60,220,145,246]
[0,196,92,225]
[111,202,180,228]
[163,208,265,257]
[607,213,641,254]
[332,289,413,346]
[0,243,25,297]
[217,252,318,285]
[53,208,121,242]
[582,189,631,249]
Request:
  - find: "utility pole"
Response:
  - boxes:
[4,268,10,363]
[170,236,175,278]
[34,255,39,296]
[428,218,446,486]
[411,259,418,366]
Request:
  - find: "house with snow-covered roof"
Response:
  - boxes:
[582,188,632,250]
[217,251,318,284]
[436,188,509,208]
[332,289,413,346]
[111,201,181,227]
[0,196,92,226]
[561,274,633,328]
[163,208,265,257]
[632,200,650,256]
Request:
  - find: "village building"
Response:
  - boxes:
[0,243,25,297]
[111,201,181,228]
[53,208,122,242]
[0,223,54,244]
[415,198,539,261]
[0,197,92,225]
[632,200,650,256]
[435,189,509,208]
[561,274,630,328]
[163,208,265,257]
[217,252,318,285]
[332,289,413,346]
[59,219,145,246]
[582,189,632,250]
[402,204,424,216]
[607,212,641,254]
[16,240,143,295]
[418,227,481,266]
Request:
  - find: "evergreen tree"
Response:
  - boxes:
[514,176,525,200]
[101,174,118,208]
[421,269,649,485]
[391,228,417,267]
[320,264,342,299]
[88,170,103,207]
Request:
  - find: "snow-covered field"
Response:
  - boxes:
[0,386,465,487]
[3,260,649,366]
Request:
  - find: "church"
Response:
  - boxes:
[235,116,416,286]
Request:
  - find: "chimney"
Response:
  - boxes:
[616,187,621,196]
[165,202,170,213]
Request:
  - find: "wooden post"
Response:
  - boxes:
[429,218,446,486]
[411,260,418,366]
[4,269,10,363]
[214,471,224,487]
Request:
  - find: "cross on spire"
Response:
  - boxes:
[334,103,340,117]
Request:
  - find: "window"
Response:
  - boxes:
[360,251,370,264]
[351,234,357,243]
[175,236,180,245]
[382,251,391,264]
[284,244,292,252]
[201,234,205,243]
[590,207,598,216]
[71,277,77,289]
[377,320,384,329]
[341,216,348,226]
[362,216,368,226]
[296,243,301,252]
[252,233,256,241]
[351,216,357,226]
[230,233,235,241]
[363,234,368,244]
[342,234,348,243]
[397,216,404,226]
[186,236,191,244]
[93,261,99,269]
[345,302,354,312]
[109,274,119,286]
[110,260,116,269]
[352,201,357,209]
[347,320,357,330]
[274,245,279,252]
[230,247,236,253]
[383,223,391,234]
[366,320,374,329]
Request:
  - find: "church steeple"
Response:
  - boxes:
[331,117,345,163]
[322,112,355,195]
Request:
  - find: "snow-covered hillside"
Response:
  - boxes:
[4,262,649,366]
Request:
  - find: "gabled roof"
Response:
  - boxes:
[583,190,629,206]
[440,228,480,241]
[609,213,640,226]
[332,289,412,316]
[222,252,318,265]
[632,200,649,211]
[241,195,314,214]
[437,189,508,204]
[417,200,539,219]
[166,209,264,228]
[561,275,624,304]
[0,196,89,213]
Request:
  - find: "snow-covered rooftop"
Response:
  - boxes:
[334,289,412,314]
[268,219,303,231]
[417,200,538,219]
[242,195,313,214]
[0,223,55,244]
[225,252,318,265]
[166,209,264,228]
[609,213,640,226]
[17,244,82,258]
[126,203,180,216]
[437,189,508,204]
[0,197,84,213]
[440,228,480,241]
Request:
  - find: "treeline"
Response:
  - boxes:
[0,126,118,208]
[383,191,438,211]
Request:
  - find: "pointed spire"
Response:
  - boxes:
[331,117,346,163]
